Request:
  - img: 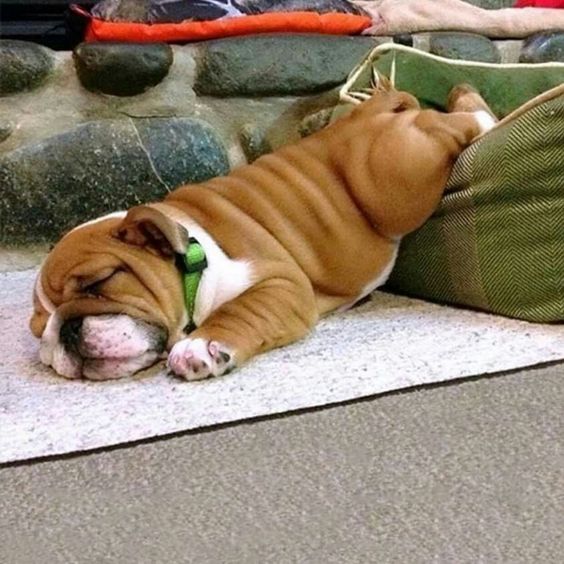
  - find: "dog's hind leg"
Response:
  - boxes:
[447,84,498,135]
[447,84,496,116]
[167,262,318,381]
[420,84,498,155]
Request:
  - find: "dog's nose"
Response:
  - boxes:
[60,318,83,350]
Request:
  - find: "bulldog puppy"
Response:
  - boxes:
[30,83,496,381]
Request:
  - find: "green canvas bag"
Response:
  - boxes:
[339,44,564,323]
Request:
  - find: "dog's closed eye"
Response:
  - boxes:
[78,269,121,297]
[83,279,108,297]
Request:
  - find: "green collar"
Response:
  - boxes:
[176,237,208,332]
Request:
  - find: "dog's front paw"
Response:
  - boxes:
[167,338,235,381]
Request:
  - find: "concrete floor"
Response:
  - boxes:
[1,363,563,564]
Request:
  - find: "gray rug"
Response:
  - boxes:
[1,268,564,464]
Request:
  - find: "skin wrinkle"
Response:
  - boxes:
[329,118,396,239]
[38,226,184,342]
[224,149,386,296]
[256,153,347,237]
[65,260,123,301]
[78,267,119,294]
[46,256,119,306]
[43,228,118,290]
[186,266,317,360]
[110,246,178,318]
[251,145,343,219]
[100,277,160,322]
[273,142,351,216]
[170,187,296,264]
[109,257,183,342]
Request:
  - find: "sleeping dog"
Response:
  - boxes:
[30,82,496,380]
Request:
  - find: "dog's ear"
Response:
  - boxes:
[112,205,189,257]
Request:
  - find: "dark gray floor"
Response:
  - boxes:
[1,364,563,564]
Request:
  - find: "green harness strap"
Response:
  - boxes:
[177,237,208,331]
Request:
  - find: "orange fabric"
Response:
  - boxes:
[84,12,372,42]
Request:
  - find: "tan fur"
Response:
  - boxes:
[31,85,494,377]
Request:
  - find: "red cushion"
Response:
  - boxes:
[514,0,564,7]
[83,12,372,42]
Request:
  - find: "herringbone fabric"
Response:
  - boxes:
[387,94,564,323]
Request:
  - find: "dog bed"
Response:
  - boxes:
[73,0,372,43]
[339,44,564,323]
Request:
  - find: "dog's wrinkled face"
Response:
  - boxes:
[30,207,189,380]
[40,313,168,380]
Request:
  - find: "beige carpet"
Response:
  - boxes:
[2,268,564,463]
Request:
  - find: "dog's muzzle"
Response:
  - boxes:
[40,314,167,380]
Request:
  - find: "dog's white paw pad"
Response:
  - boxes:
[167,338,234,381]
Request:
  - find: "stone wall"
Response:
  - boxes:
[1,30,563,245]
